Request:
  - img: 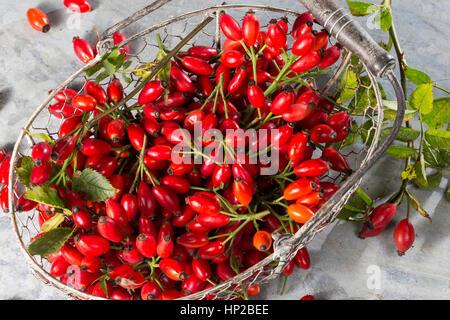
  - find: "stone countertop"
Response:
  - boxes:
[0,0,448,300]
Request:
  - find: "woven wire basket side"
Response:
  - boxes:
[8,3,403,300]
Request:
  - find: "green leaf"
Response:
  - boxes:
[85,63,103,77]
[422,97,450,129]
[72,168,117,202]
[347,188,372,212]
[346,1,378,16]
[336,123,358,149]
[28,228,73,257]
[155,34,171,84]
[414,153,428,188]
[385,146,415,159]
[107,48,120,61]
[109,52,125,70]
[336,208,364,221]
[425,129,450,149]
[122,73,132,84]
[423,141,445,168]
[416,171,442,191]
[16,156,34,188]
[40,213,65,233]
[376,8,392,31]
[338,68,358,103]
[25,185,66,209]
[48,162,63,187]
[96,70,110,83]
[405,189,432,222]
[122,60,132,70]
[99,278,109,297]
[405,67,432,85]
[381,127,420,142]
[356,187,373,207]
[409,83,434,115]
[360,119,378,147]
[378,41,390,51]
[383,100,417,121]
[102,59,116,76]
[23,129,53,144]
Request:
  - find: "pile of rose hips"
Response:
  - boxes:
[14,10,411,300]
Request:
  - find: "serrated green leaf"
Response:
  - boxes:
[425,129,450,150]
[346,1,378,16]
[386,146,415,159]
[72,168,116,202]
[381,127,420,142]
[409,83,434,115]
[405,68,431,85]
[383,100,417,121]
[16,156,34,188]
[416,171,442,191]
[423,141,445,168]
[376,9,392,31]
[422,97,450,129]
[40,213,65,233]
[27,228,73,257]
[25,186,66,209]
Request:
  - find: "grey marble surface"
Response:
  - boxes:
[0,0,449,300]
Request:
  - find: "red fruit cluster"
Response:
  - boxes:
[21,10,353,300]
[359,202,416,255]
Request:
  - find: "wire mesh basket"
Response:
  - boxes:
[8,0,405,300]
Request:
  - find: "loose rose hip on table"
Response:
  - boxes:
[26,8,50,33]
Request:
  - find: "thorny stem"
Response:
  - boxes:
[386,1,415,201]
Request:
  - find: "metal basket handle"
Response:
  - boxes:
[298,0,395,77]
